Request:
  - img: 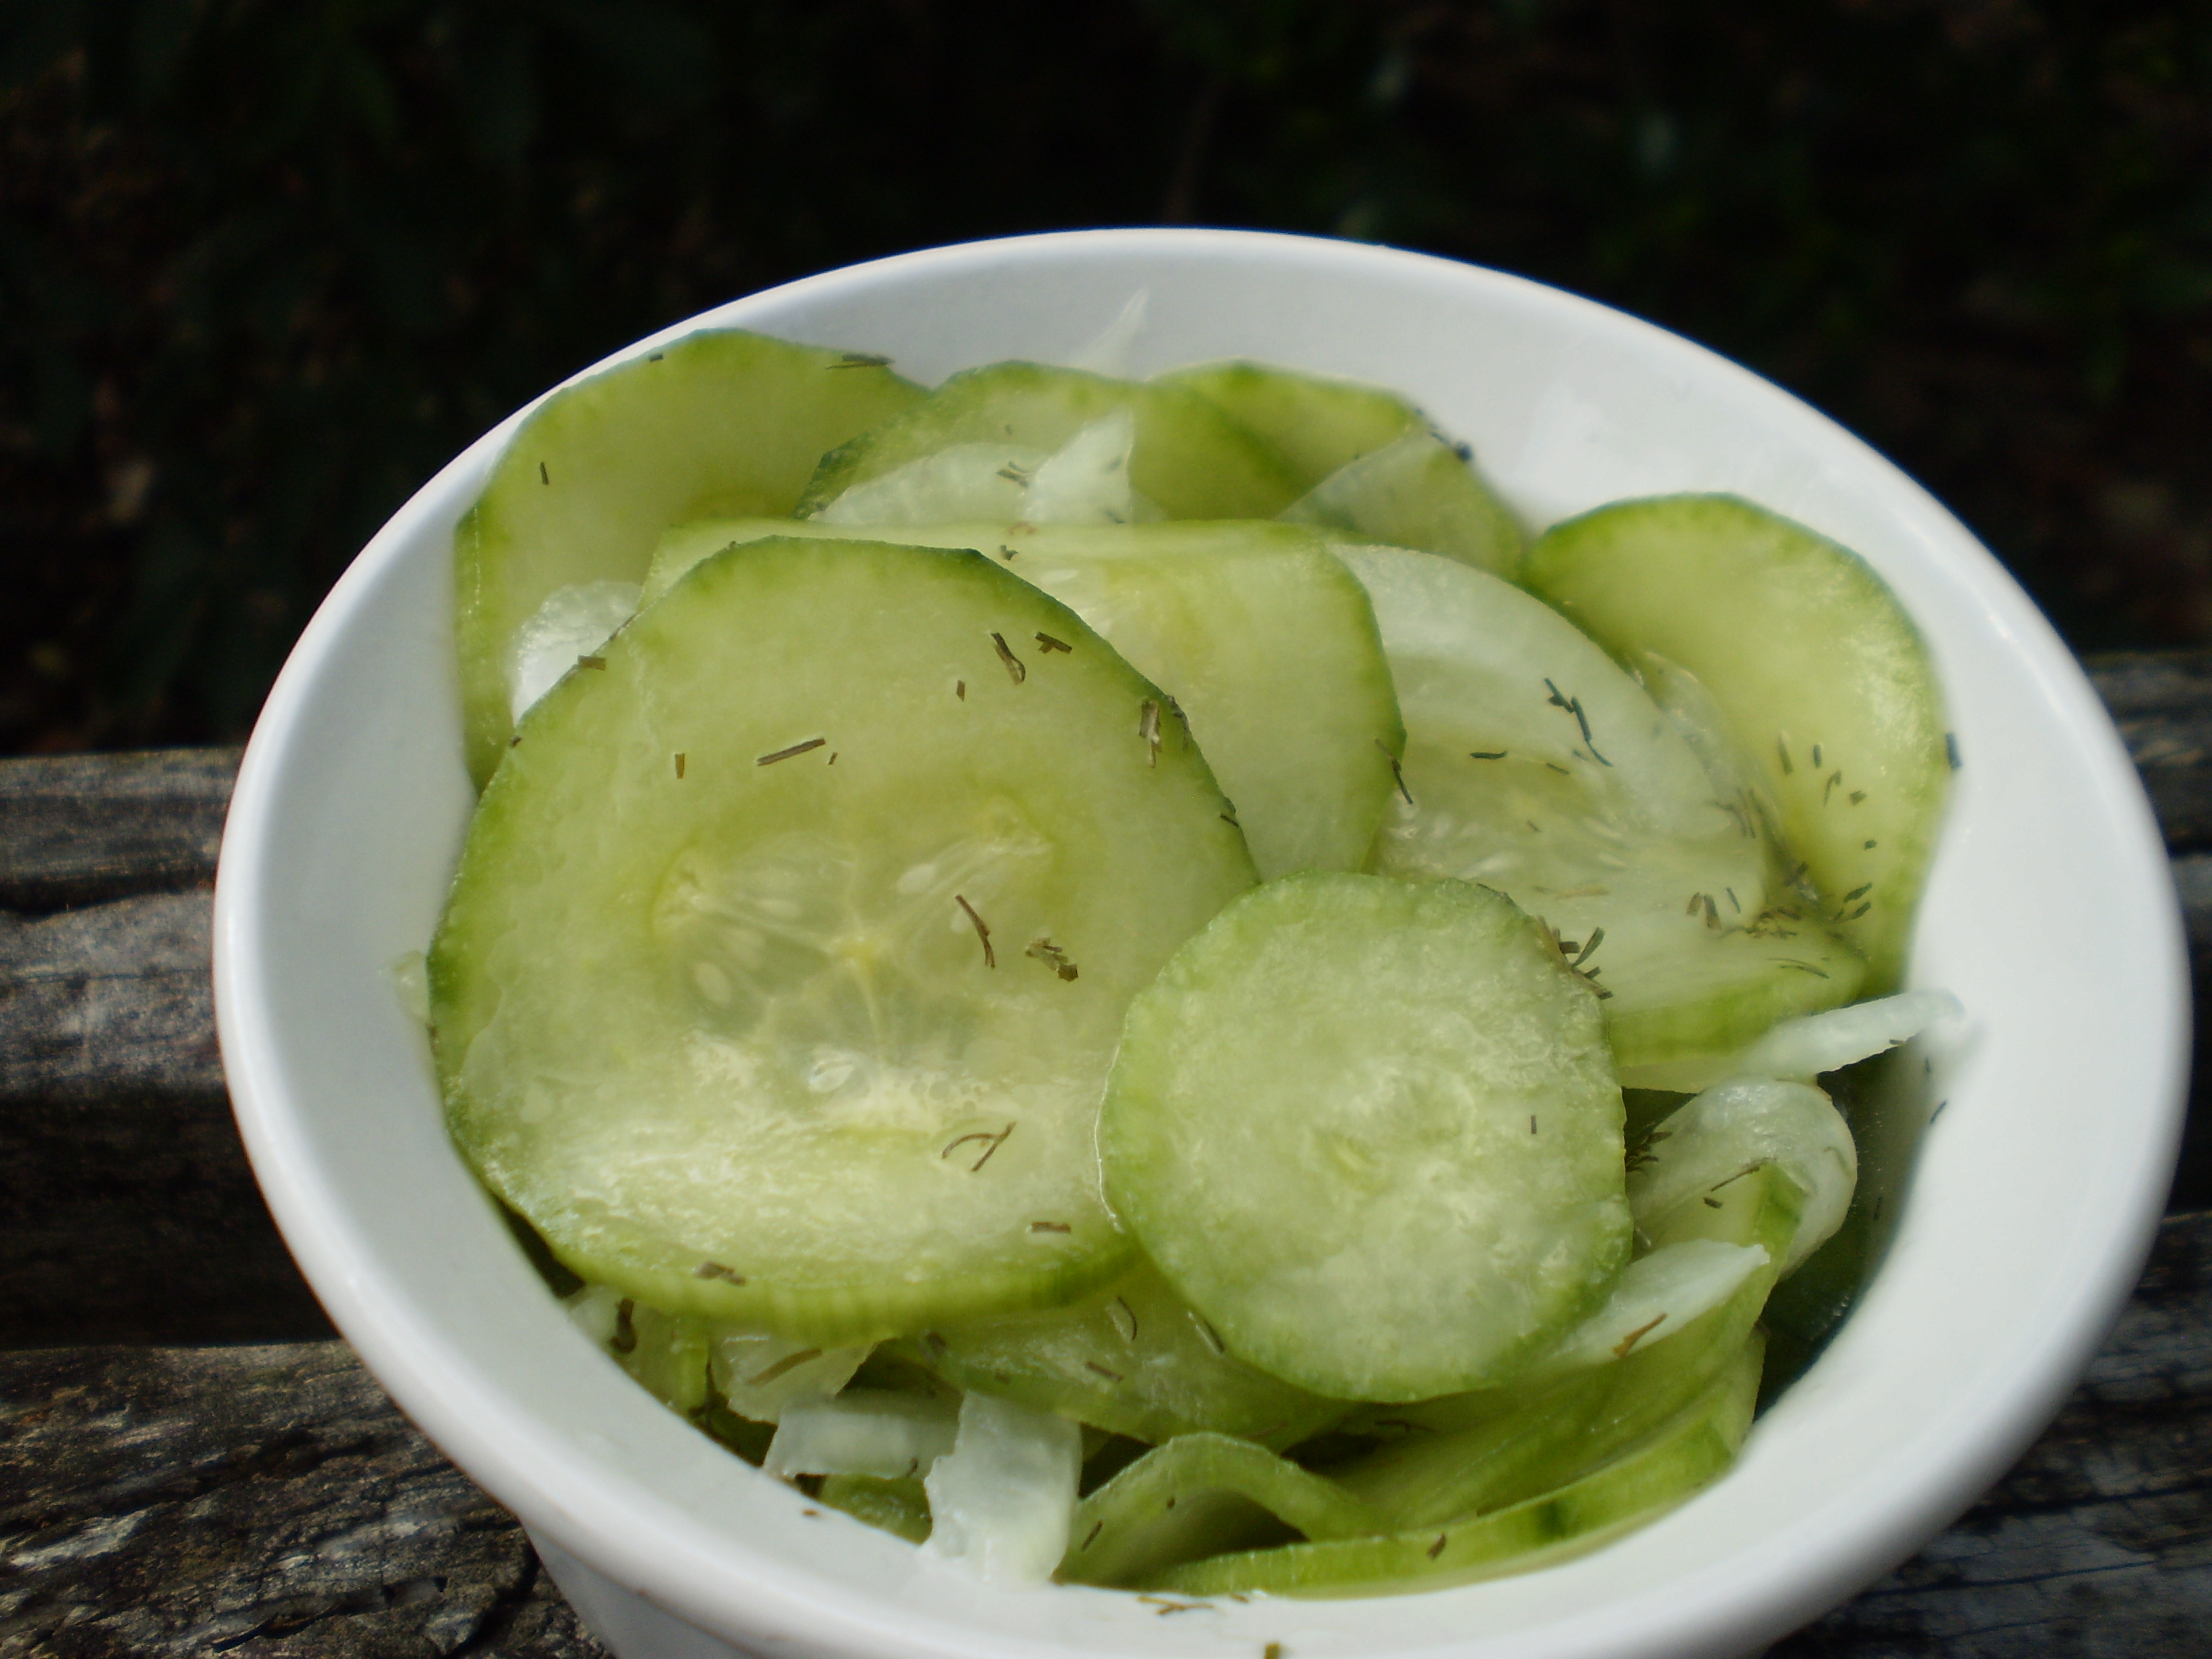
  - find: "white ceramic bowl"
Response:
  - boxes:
[214,229,2188,1659]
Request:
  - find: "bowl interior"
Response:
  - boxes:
[216,230,2188,1659]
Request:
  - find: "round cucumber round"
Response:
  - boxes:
[431,536,1256,1344]
[1099,872,1630,1402]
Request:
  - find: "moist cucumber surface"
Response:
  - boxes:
[1524,495,1950,991]
[432,536,1255,1344]
[455,329,920,785]
[644,517,1403,880]
[1340,544,1866,1076]
[1100,872,1630,1401]
[796,361,1301,523]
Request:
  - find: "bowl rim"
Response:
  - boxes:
[213,226,2192,1659]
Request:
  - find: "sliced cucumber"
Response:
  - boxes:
[1153,360,1421,487]
[1523,495,1951,991]
[904,1259,1349,1451]
[1100,873,1629,1401]
[432,537,1256,1343]
[1339,544,1866,1077]
[797,362,1300,523]
[1059,1433,1385,1588]
[1153,1338,1763,1597]
[1286,432,1522,576]
[644,518,1404,880]
[455,330,920,785]
[818,1474,933,1544]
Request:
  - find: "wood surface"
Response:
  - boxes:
[3,653,2209,1655]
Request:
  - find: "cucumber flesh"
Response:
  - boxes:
[1286,431,1521,576]
[1100,873,1629,1401]
[455,329,920,784]
[903,1259,1349,1451]
[798,361,1301,523]
[1152,1338,1763,1597]
[1059,1433,1386,1588]
[644,518,1404,880]
[431,537,1256,1344]
[1339,544,1866,1076]
[1523,495,1951,991]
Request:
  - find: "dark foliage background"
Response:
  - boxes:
[4,0,2209,752]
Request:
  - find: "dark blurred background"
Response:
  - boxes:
[4,0,2209,755]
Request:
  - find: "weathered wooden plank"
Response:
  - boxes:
[0,1340,601,1657]
[1771,1208,2212,1657]
[0,892,220,1100]
[2088,652,2212,853]
[2,1212,2206,1658]
[0,749,237,913]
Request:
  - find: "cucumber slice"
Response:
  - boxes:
[644,518,1404,880]
[1158,361,1520,573]
[1286,432,1523,576]
[922,1393,1085,1585]
[432,537,1256,1343]
[818,1474,933,1544]
[455,330,920,785]
[1100,873,1629,1401]
[1059,1433,1386,1588]
[1153,1337,1763,1596]
[797,362,1300,523]
[904,1259,1349,1451]
[1153,361,1417,485]
[1338,544,1866,1076]
[1523,495,1951,991]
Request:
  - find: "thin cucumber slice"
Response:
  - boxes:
[1523,495,1951,991]
[922,1393,1084,1586]
[645,518,1404,880]
[811,407,1155,528]
[1286,432,1522,576]
[764,1391,960,1479]
[455,330,920,784]
[1339,544,1866,1074]
[797,362,1300,523]
[1158,361,1521,573]
[1059,1433,1386,1588]
[432,537,1256,1343]
[1101,873,1629,1401]
[1153,360,1418,485]
[1631,1079,1856,1273]
[1153,1338,1763,1597]
[904,1259,1349,1452]
[819,1474,933,1543]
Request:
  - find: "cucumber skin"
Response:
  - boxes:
[1147,1338,1761,1597]
[433,536,1255,1343]
[456,330,920,787]
[1524,495,1950,993]
[796,362,1303,522]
